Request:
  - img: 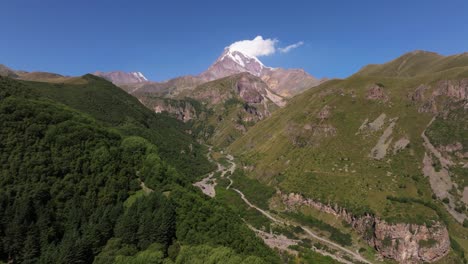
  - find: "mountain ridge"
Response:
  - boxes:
[120,47,322,98]
[93,70,148,84]
[356,50,468,78]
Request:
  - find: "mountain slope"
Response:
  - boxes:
[261,68,322,98]
[357,50,468,78]
[23,74,214,177]
[93,70,148,84]
[125,48,318,147]
[124,75,204,97]
[0,64,18,78]
[126,47,321,98]
[229,51,468,263]
[0,75,279,263]
[139,73,285,147]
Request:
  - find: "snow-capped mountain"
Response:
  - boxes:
[199,47,322,97]
[200,48,269,80]
[93,71,148,84]
[120,47,323,98]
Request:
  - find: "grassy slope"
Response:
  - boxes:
[357,51,468,78]
[229,52,468,253]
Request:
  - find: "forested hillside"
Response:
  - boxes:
[0,76,278,263]
[25,74,214,178]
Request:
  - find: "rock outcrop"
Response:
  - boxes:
[141,98,198,122]
[236,74,269,104]
[418,98,438,113]
[416,78,468,113]
[410,85,428,102]
[279,192,450,263]
[367,84,389,102]
[317,105,331,120]
[393,137,410,154]
[434,79,468,101]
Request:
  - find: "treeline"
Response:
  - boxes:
[0,77,278,263]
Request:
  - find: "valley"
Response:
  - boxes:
[1,46,467,264]
[136,50,468,263]
[195,147,364,263]
[3,1,468,263]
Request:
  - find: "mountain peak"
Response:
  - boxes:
[195,48,321,97]
[201,48,269,81]
[218,48,267,69]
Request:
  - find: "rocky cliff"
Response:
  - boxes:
[279,192,450,263]
[138,97,199,122]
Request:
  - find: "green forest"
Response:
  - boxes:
[0,76,278,263]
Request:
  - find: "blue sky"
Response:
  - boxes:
[2,0,468,81]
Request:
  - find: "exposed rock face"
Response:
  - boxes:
[140,97,198,122]
[359,113,386,133]
[317,105,331,120]
[415,79,468,113]
[410,85,428,102]
[367,84,389,102]
[279,192,450,263]
[369,118,397,160]
[393,137,410,154]
[418,98,438,113]
[373,219,449,263]
[236,74,266,104]
[434,79,468,101]
[190,73,283,111]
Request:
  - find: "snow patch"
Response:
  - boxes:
[131,72,148,82]
[221,48,266,68]
[233,54,245,67]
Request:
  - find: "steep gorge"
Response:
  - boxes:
[280,192,450,263]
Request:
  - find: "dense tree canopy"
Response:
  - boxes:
[0,76,278,263]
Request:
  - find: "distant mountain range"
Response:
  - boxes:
[120,48,318,146]
[86,47,325,146]
[1,50,468,263]
[98,47,324,98]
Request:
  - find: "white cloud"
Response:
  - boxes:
[228,36,277,57]
[227,36,304,57]
[278,41,304,53]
